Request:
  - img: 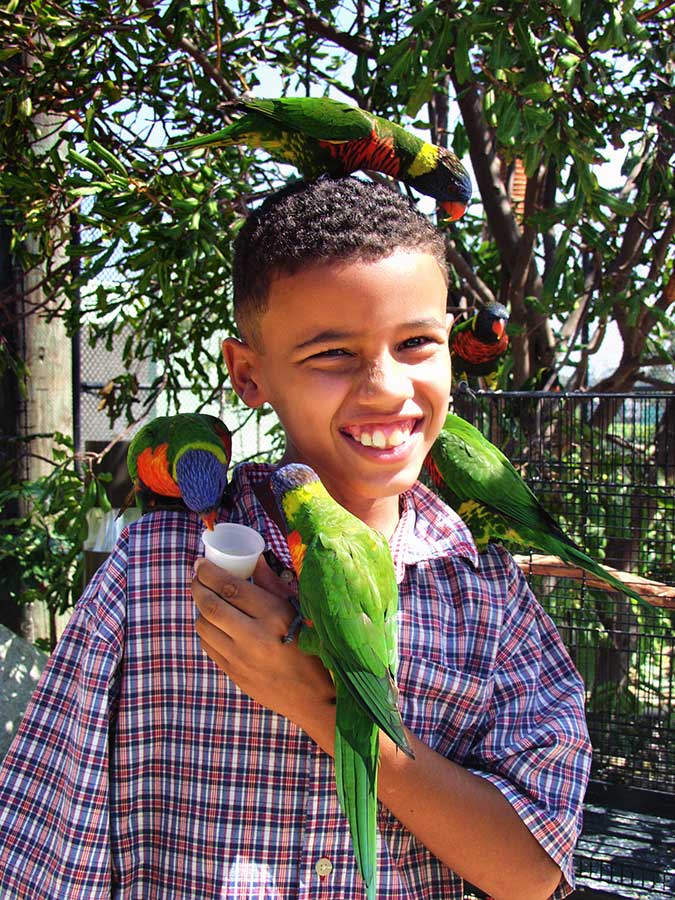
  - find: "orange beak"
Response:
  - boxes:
[441,200,468,222]
[201,509,218,531]
[492,319,506,340]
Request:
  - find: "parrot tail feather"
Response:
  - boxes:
[558,543,648,609]
[335,683,378,900]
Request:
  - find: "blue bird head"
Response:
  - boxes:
[175,449,229,529]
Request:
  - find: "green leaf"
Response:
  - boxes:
[559,0,581,20]
[453,26,471,84]
[428,16,454,71]
[520,81,553,102]
[406,73,434,117]
[89,140,128,177]
[69,150,108,180]
[542,231,570,302]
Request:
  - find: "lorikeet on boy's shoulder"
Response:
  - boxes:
[127,413,232,530]
[171,96,472,222]
[425,412,649,609]
[270,463,413,900]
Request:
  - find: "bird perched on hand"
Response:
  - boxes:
[424,412,649,608]
[170,95,472,222]
[127,413,232,530]
[450,302,509,390]
[270,463,414,900]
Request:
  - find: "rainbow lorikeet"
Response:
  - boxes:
[424,412,648,608]
[450,302,509,389]
[127,413,232,530]
[171,95,472,221]
[269,463,414,900]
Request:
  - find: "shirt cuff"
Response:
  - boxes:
[466,769,579,898]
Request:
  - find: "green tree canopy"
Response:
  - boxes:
[3,0,674,405]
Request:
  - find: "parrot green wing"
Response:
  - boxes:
[239,96,379,143]
[298,527,411,755]
[127,420,157,482]
[430,413,556,538]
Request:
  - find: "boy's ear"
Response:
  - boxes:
[222,337,267,408]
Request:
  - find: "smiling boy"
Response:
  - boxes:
[0,177,590,900]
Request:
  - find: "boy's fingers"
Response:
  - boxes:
[195,556,292,602]
[191,569,295,642]
[192,573,253,626]
[252,555,296,598]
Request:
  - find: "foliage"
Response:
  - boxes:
[0,435,112,615]
[1,0,675,624]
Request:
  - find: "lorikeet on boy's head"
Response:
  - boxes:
[424,412,650,609]
[270,463,413,900]
[171,95,472,222]
[127,413,232,530]
[449,302,510,389]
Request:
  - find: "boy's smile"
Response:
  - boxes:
[224,250,452,535]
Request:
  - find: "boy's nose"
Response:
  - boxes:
[358,356,414,403]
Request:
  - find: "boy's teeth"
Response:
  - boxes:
[349,424,412,448]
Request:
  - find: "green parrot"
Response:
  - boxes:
[127,413,232,530]
[269,463,414,900]
[170,95,472,221]
[425,412,649,608]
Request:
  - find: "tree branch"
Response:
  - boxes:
[445,238,496,307]
[514,553,675,609]
[136,0,238,101]
[451,78,520,269]
[280,0,374,56]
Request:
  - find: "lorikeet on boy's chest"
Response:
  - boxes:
[127,413,231,530]
[171,96,472,221]
[424,412,648,608]
[270,463,414,900]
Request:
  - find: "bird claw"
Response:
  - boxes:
[456,380,477,398]
[282,601,303,644]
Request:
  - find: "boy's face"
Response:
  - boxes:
[224,250,451,519]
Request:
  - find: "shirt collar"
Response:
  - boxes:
[228,462,478,583]
[390,480,478,582]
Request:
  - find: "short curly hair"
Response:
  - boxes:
[232,176,448,348]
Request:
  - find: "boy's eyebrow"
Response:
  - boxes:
[294,318,447,351]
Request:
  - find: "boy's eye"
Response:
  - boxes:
[309,348,350,360]
[399,336,436,350]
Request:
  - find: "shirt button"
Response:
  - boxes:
[315,857,333,877]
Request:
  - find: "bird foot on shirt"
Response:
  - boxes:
[282,596,303,644]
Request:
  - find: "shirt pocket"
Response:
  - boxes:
[397,655,492,761]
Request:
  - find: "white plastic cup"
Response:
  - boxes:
[201,523,265,578]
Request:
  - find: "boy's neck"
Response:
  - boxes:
[338,494,401,540]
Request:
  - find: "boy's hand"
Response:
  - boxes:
[191,557,336,743]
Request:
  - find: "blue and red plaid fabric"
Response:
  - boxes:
[0,462,591,899]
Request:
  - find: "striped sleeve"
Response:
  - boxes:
[0,535,128,899]
[465,545,592,898]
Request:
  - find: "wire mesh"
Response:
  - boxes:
[456,390,675,798]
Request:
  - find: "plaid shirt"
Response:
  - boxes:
[0,462,591,899]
